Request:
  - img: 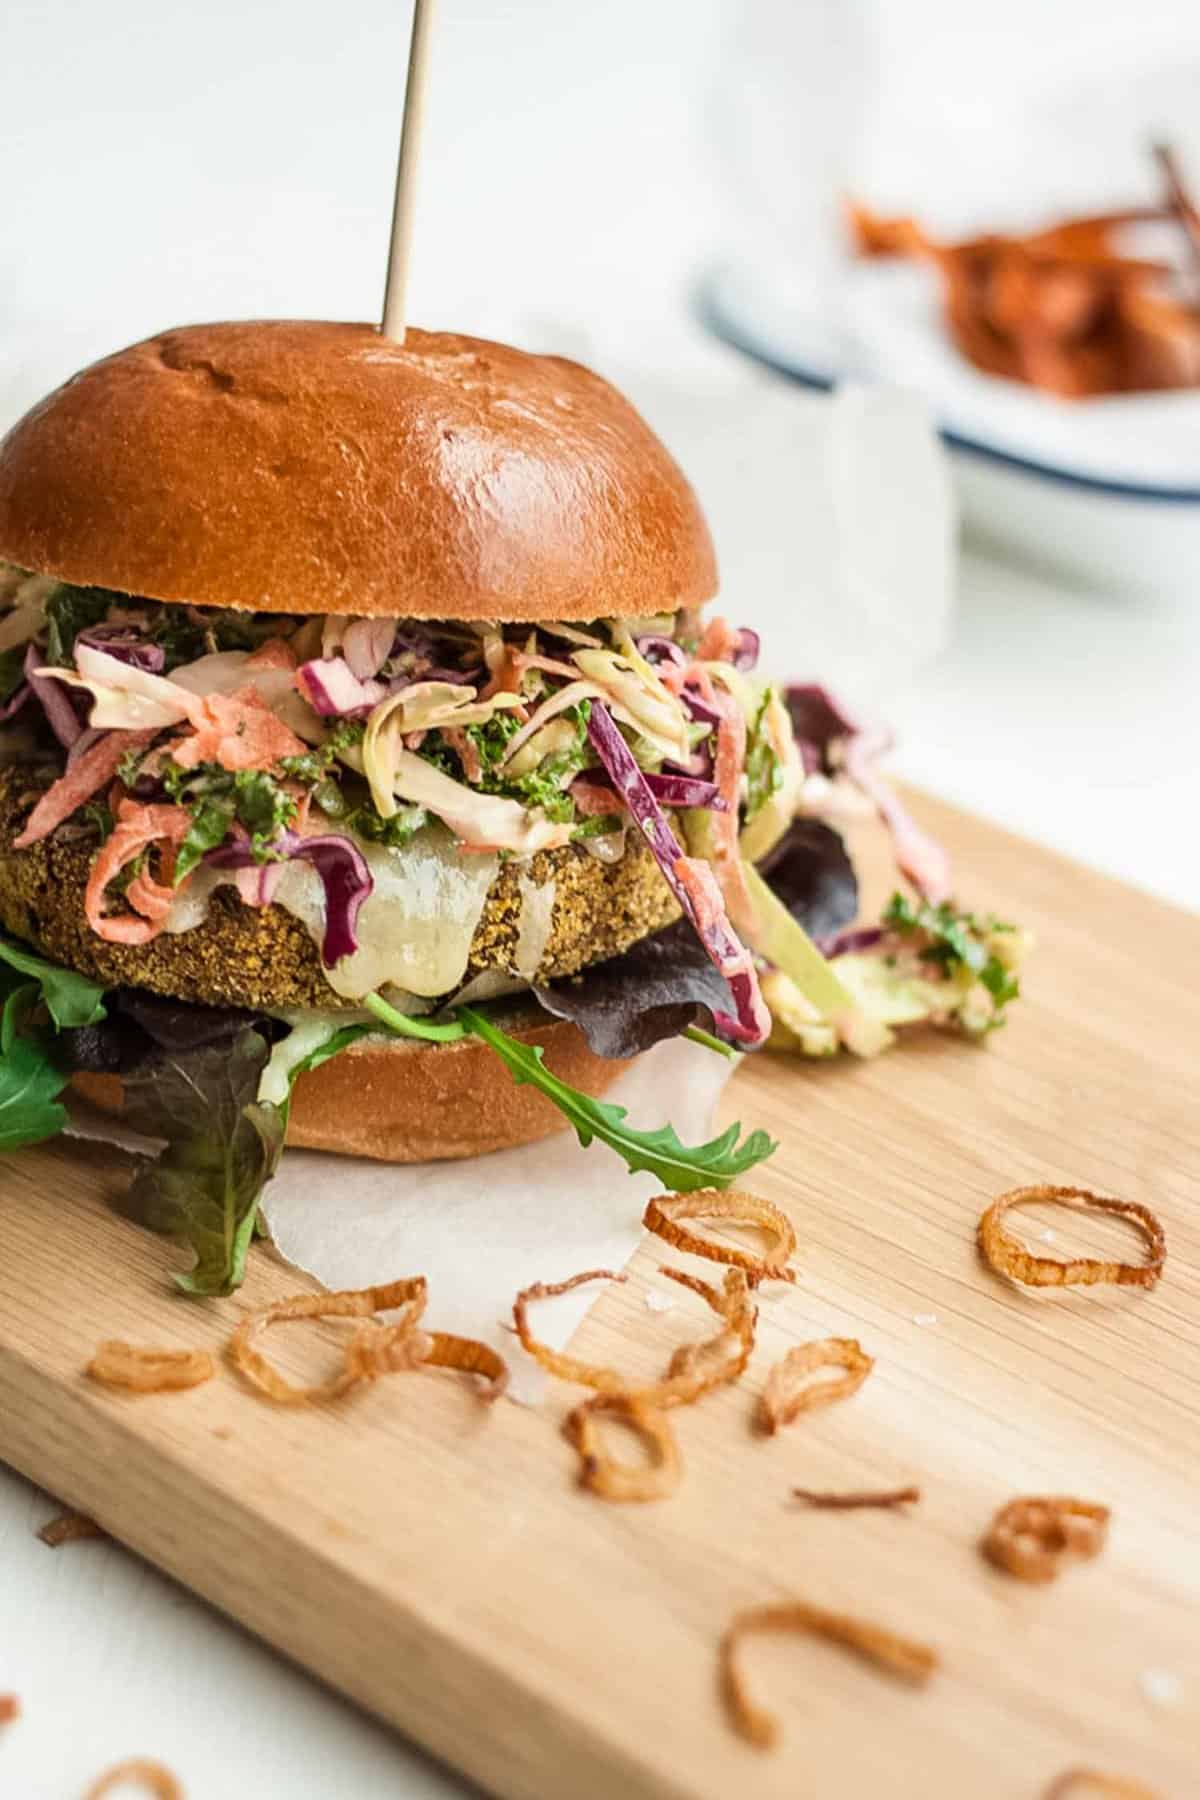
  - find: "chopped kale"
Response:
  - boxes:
[162,761,300,880]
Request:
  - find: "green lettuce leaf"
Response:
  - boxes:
[0,1031,70,1151]
[456,1004,775,1189]
[119,1028,286,1296]
[0,934,107,1029]
[0,936,107,1153]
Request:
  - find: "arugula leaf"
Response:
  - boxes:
[0,934,107,1029]
[456,1004,775,1189]
[0,1031,69,1151]
[119,1028,285,1295]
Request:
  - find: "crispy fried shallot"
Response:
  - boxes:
[720,1600,939,1748]
[229,1277,428,1404]
[848,149,1200,401]
[37,1510,106,1548]
[563,1394,682,1502]
[0,1695,19,1727]
[978,1187,1165,1291]
[511,1270,628,1390]
[792,1485,920,1511]
[643,1190,796,1284]
[84,1760,184,1799]
[513,1266,756,1413]
[653,1266,758,1408]
[1044,1772,1160,1799]
[86,1341,215,1393]
[982,1496,1110,1583]
[757,1338,874,1434]
[418,1332,510,1402]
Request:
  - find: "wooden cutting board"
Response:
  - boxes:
[0,791,1196,1799]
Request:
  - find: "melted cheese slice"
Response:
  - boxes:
[164,825,500,1001]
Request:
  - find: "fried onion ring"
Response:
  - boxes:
[978,1186,1165,1291]
[643,1189,797,1284]
[982,1495,1110,1583]
[1044,1772,1161,1799]
[229,1276,428,1405]
[418,1332,510,1402]
[563,1393,682,1502]
[84,1760,184,1799]
[86,1341,215,1393]
[37,1510,106,1547]
[757,1338,874,1434]
[792,1485,920,1511]
[511,1270,628,1389]
[653,1266,758,1407]
[513,1266,756,1413]
[720,1600,939,1748]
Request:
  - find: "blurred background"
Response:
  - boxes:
[3,0,1198,902]
[2,5,1198,1795]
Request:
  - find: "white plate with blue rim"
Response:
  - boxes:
[698,256,1200,603]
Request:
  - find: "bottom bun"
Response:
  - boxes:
[71,1010,632,1164]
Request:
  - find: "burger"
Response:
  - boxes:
[0,321,1023,1293]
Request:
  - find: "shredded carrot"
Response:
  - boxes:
[168,687,305,772]
[696,616,738,663]
[707,689,757,932]
[84,800,192,944]
[12,728,156,848]
[244,637,299,671]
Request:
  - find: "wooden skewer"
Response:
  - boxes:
[1152,141,1200,285]
[381,0,439,343]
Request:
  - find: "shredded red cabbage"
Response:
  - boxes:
[0,643,35,721]
[819,925,885,958]
[75,625,167,674]
[66,725,106,767]
[207,829,371,966]
[732,627,760,671]
[296,658,387,718]
[679,685,722,730]
[643,772,726,810]
[784,684,862,768]
[784,682,951,904]
[29,651,85,747]
[586,703,768,1045]
[635,635,687,667]
[341,619,395,681]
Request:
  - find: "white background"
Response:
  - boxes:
[1,2,1197,1794]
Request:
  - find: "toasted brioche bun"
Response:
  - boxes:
[71,1007,629,1163]
[0,320,716,621]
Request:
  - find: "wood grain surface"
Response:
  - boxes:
[0,792,1196,1799]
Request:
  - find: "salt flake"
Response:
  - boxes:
[1140,1668,1182,1708]
[644,1292,675,1315]
[912,1312,938,1327]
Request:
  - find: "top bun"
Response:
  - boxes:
[0,321,717,621]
